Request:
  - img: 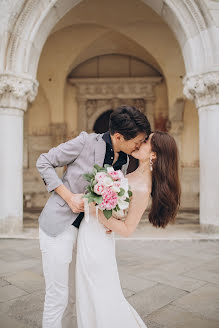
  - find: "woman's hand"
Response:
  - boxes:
[97,209,112,234]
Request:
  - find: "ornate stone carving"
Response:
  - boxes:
[183,71,219,107]
[85,98,146,132]
[0,73,39,110]
[86,100,98,118]
[68,77,162,99]
[68,77,162,132]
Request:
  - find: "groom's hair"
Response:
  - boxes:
[109,105,151,140]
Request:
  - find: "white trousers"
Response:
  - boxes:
[39,225,78,328]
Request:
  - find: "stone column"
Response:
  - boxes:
[183,71,219,233]
[0,73,38,234]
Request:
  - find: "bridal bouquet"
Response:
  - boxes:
[83,164,132,219]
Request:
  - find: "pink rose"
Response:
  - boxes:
[99,188,118,210]
[95,172,107,183]
[98,201,107,210]
[94,183,105,195]
[108,169,124,181]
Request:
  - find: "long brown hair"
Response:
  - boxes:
[149,131,181,228]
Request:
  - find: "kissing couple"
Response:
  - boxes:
[36,105,180,328]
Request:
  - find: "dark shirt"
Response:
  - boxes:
[72,131,127,229]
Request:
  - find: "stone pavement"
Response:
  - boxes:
[0,234,219,328]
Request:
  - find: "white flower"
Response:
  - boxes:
[102,176,114,188]
[120,192,129,201]
[107,167,114,174]
[112,209,126,219]
[111,183,120,193]
[95,172,107,183]
[120,178,129,192]
[118,198,129,210]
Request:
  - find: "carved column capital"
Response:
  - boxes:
[183,71,219,108]
[0,73,39,111]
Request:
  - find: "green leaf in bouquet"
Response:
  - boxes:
[93,168,97,176]
[93,164,103,172]
[89,191,98,198]
[83,173,93,182]
[128,190,133,197]
[87,185,93,193]
[114,204,120,212]
[93,195,103,205]
[91,179,97,187]
[83,193,90,199]
[104,164,111,169]
[125,197,130,202]
[103,209,112,219]
[118,188,125,197]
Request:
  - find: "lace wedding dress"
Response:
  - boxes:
[75,199,147,328]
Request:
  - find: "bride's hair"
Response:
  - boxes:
[149,131,181,228]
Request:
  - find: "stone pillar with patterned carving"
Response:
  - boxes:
[0,73,38,234]
[183,71,219,233]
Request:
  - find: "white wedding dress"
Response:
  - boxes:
[75,199,147,328]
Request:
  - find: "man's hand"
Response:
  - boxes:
[67,193,84,213]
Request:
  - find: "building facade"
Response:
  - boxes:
[0,0,219,234]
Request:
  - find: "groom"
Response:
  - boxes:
[36,105,151,328]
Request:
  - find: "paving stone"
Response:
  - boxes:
[0,313,27,328]
[4,270,45,293]
[0,290,44,328]
[0,239,37,251]
[140,270,207,292]
[62,314,77,328]
[28,263,44,276]
[17,244,41,259]
[168,245,219,261]
[0,278,10,287]
[145,319,165,328]
[146,304,219,328]
[181,256,219,284]
[0,248,32,262]
[122,287,135,297]
[152,256,214,275]
[0,285,28,302]
[171,283,219,321]
[118,257,171,278]
[0,239,218,327]
[119,270,157,293]
[127,283,187,317]
[0,258,42,277]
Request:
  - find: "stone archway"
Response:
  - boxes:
[0,0,218,233]
[1,0,215,79]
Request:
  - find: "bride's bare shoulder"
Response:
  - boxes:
[125,173,151,196]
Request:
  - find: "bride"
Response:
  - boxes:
[75,131,181,328]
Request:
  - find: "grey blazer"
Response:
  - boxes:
[36,132,129,237]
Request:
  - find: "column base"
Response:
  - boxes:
[200,224,219,234]
[0,216,23,234]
